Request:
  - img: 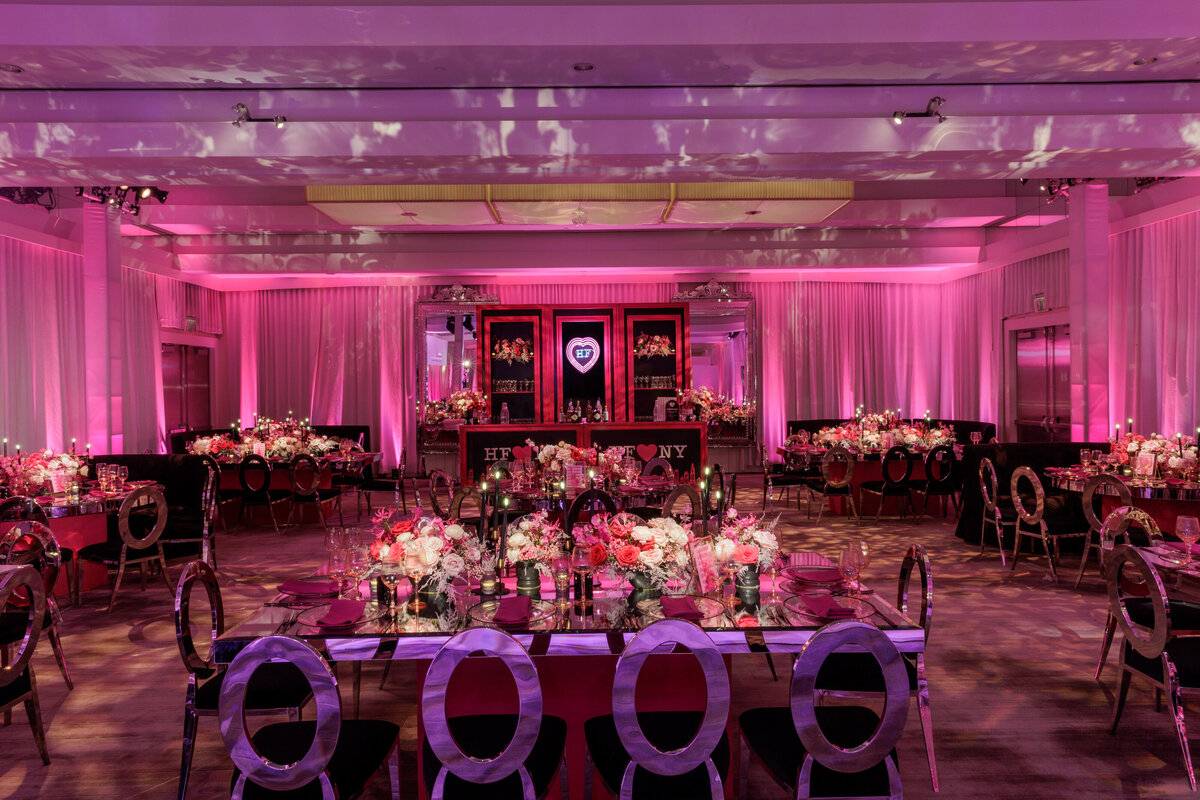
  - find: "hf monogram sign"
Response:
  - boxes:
[565,336,601,374]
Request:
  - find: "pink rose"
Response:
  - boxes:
[590,542,608,567]
[735,544,760,565]
[614,544,642,567]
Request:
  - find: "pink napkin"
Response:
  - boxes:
[641,476,670,487]
[278,579,340,596]
[660,596,704,620]
[316,599,364,627]
[493,595,532,625]
[1166,542,1200,555]
[802,595,856,619]
[791,568,843,583]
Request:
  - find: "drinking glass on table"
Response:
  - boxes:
[552,555,571,605]
[1080,449,1093,470]
[324,527,346,553]
[570,547,594,607]
[1177,517,1200,565]
[970,432,983,446]
[719,551,742,607]
[406,552,429,613]
[327,548,349,593]
[379,544,405,617]
[116,466,129,491]
[839,541,870,597]
[344,545,370,600]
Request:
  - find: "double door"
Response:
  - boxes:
[1012,324,1071,443]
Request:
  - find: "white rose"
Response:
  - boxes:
[631,526,656,544]
[639,548,664,566]
[418,548,440,568]
[508,532,529,549]
[421,536,444,553]
[714,539,736,561]
[397,530,414,543]
[441,553,465,576]
[419,523,439,537]
[443,524,467,541]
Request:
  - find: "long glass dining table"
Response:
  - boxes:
[215,560,925,799]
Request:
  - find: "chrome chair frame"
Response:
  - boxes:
[898,544,938,792]
[287,453,344,529]
[1073,473,1133,590]
[76,486,172,613]
[175,561,309,800]
[602,619,729,800]
[641,457,673,481]
[565,489,618,537]
[861,445,917,523]
[0,522,72,690]
[1093,507,1164,679]
[235,454,289,533]
[810,447,859,524]
[419,469,455,518]
[422,627,564,800]
[162,458,219,568]
[1010,466,1088,583]
[0,498,69,600]
[219,635,401,799]
[449,485,491,543]
[978,458,1011,566]
[1106,545,1200,791]
[912,445,960,521]
[0,564,49,765]
[661,485,703,524]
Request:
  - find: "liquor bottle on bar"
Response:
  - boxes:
[584,400,593,421]
[499,402,510,424]
[592,400,603,423]
[568,401,581,423]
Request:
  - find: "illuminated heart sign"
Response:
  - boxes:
[566,336,601,374]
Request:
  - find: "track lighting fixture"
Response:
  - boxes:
[0,186,55,211]
[462,315,475,333]
[75,185,168,216]
[232,102,288,129]
[891,96,947,125]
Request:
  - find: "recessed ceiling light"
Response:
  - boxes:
[1133,57,1158,66]
[572,62,595,72]
[0,63,24,74]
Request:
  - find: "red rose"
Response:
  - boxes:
[368,540,384,560]
[735,615,760,628]
[392,520,414,534]
[735,544,760,565]
[590,542,608,567]
[614,544,641,567]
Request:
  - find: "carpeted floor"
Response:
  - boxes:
[0,483,1194,799]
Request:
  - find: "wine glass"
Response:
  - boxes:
[406,552,429,614]
[969,431,983,446]
[842,541,870,597]
[570,547,594,607]
[767,553,787,602]
[720,551,742,608]
[1080,449,1093,470]
[1177,517,1200,565]
[116,465,129,491]
[344,545,370,600]
[327,547,349,594]
[552,555,571,605]
[324,527,346,553]
[379,544,404,617]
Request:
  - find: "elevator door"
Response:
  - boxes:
[1013,325,1071,443]
[162,344,212,432]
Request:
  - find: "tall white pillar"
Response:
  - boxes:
[82,204,123,453]
[1068,182,1110,442]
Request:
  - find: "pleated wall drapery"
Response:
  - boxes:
[214,285,420,470]
[120,268,166,454]
[0,236,88,452]
[155,274,223,334]
[481,281,676,306]
[1109,211,1200,437]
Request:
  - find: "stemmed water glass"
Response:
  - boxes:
[552,555,571,606]
[406,552,429,614]
[344,544,370,600]
[570,547,594,606]
[379,544,404,618]
[1177,517,1200,566]
[969,431,983,446]
[839,541,870,597]
[720,551,742,608]
[1080,449,1093,470]
[767,554,787,602]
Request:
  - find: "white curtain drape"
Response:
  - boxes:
[155,274,223,334]
[121,268,165,453]
[484,282,675,305]
[0,236,87,451]
[1109,211,1200,436]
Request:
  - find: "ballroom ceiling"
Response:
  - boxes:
[0,0,1197,279]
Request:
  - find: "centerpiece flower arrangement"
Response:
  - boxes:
[584,512,692,589]
[423,402,451,427]
[369,510,494,593]
[187,422,361,461]
[712,509,781,571]
[528,440,576,477]
[186,434,241,459]
[306,434,363,457]
[677,386,755,425]
[1114,433,1199,477]
[491,337,533,365]
[812,416,954,451]
[633,333,675,358]
[447,389,487,419]
[504,510,567,572]
[1,450,89,494]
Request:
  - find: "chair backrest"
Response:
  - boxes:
[791,621,908,799]
[174,560,224,676]
[422,627,543,799]
[708,465,726,515]
[448,487,490,540]
[485,460,511,481]
[880,446,914,487]
[0,564,45,690]
[289,453,322,497]
[237,454,272,497]
[1104,544,1171,660]
[425,469,454,517]
[820,447,855,489]
[1082,474,1133,534]
[897,544,932,644]
[642,457,673,480]
[220,635,341,799]
[1009,466,1045,527]
[662,485,703,521]
[118,486,169,551]
[0,496,50,526]
[0,521,63,610]
[923,445,956,486]
[978,458,999,514]
[727,473,738,510]
[1099,506,1163,553]
[612,619,729,798]
[199,454,221,527]
[565,489,617,536]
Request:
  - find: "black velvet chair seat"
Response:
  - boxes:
[992,505,1020,524]
[584,711,730,797]
[811,651,919,693]
[421,713,567,799]
[160,508,205,541]
[739,706,896,797]
[231,718,399,799]
[1126,598,1200,631]
[0,667,32,707]
[78,540,148,564]
[806,478,852,496]
[0,608,53,644]
[1123,638,1200,688]
[245,489,293,504]
[195,661,313,712]
[859,480,911,497]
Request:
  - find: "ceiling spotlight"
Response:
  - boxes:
[0,186,55,211]
[462,315,475,333]
[75,185,166,216]
[446,315,456,334]
[890,96,947,125]
[232,102,287,129]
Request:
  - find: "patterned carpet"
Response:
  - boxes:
[1,483,1195,799]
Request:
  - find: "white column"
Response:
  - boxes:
[82,204,123,453]
[1068,181,1110,442]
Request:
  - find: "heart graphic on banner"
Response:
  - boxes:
[511,445,533,461]
[565,337,601,374]
[636,444,659,462]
